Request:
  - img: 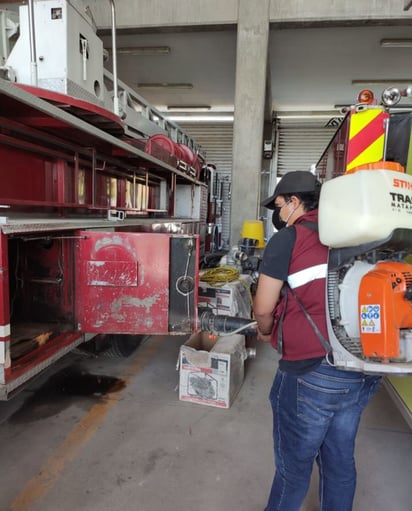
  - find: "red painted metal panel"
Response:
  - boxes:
[14,84,125,137]
[86,260,138,287]
[75,232,171,334]
[0,144,50,201]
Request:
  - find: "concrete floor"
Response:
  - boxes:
[0,335,411,511]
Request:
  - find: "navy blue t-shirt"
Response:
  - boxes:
[260,226,296,281]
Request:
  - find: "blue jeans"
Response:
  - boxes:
[265,361,381,511]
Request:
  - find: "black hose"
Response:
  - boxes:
[199,309,257,335]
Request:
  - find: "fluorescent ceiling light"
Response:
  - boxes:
[114,46,171,55]
[167,105,211,111]
[352,79,412,85]
[137,83,193,89]
[168,115,234,122]
[380,39,412,47]
[275,110,340,119]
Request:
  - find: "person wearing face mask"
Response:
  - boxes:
[253,171,381,511]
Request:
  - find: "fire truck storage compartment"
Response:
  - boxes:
[8,233,76,363]
[7,230,199,366]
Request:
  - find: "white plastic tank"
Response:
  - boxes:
[319,164,412,247]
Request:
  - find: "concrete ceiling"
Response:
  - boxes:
[101,23,412,118]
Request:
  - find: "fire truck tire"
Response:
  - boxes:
[104,334,147,358]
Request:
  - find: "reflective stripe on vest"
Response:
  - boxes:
[287,263,327,289]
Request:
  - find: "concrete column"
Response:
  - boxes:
[230,0,270,245]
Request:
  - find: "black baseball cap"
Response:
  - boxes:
[261,171,318,209]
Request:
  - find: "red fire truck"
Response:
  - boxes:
[0,0,212,398]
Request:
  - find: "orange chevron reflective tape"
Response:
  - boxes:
[346,109,389,172]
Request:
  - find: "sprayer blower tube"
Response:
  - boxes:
[199,309,257,335]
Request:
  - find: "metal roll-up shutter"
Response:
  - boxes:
[179,121,233,248]
[276,125,336,176]
[262,119,339,239]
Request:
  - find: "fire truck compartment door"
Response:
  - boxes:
[75,231,172,334]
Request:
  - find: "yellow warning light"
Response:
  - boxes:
[357,89,375,104]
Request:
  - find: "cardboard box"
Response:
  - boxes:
[179,332,246,408]
[198,274,252,317]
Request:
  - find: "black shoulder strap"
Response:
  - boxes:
[288,220,331,353]
[286,284,332,353]
[276,286,288,354]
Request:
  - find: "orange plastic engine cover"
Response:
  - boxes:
[359,261,412,359]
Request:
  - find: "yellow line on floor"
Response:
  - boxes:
[8,336,164,511]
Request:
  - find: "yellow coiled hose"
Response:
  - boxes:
[199,266,240,287]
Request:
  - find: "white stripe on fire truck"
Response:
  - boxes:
[0,324,10,338]
[287,263,327,289]
[0,325,10,365]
